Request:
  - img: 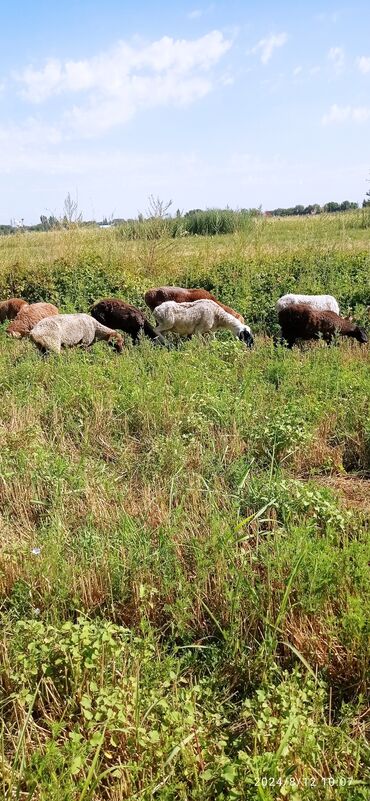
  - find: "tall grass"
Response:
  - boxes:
[0,212,369,799]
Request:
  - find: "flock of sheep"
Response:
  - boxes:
[0,286,367,354]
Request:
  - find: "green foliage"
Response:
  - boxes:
[0,216,369,799]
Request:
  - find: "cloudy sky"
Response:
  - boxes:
[1,0,370,223]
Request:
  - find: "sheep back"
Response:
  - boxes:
[145,286,244,322]
[276,293,340,315]
[7,302,59,337]
[92,298,168,344]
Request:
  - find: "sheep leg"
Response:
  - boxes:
[193,325,211,336]
[154,324,172,335]
[32,334,61,354]
[35,343,49,357]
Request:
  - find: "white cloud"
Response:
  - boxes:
[322,104,370,125]
[357,56,370,74]
[251,32,288,65]
[0,119,63,148]
[293,66,302,76]
[65,74,213,137]
[315,11,342,24]
[17,31,231,102]
[188,9,202,19]
[15,30,232,137]
[14,31,232,138]
[328,46,345,73]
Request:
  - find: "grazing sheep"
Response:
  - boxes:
[153,299,254,345]
[91,298,166,345]
[7,302,59,338]
[276,293,340,315]
[278,304,368,348]
[0,298,28,322]
[145,286,244,323]
[29,314,124,354]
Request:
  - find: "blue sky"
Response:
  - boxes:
[1,1,370,223]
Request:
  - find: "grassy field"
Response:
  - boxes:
[0,211,369,800]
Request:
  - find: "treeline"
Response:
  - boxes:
[266,200,359,217]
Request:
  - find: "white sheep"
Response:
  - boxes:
[29,313,124,354]
[276,293,340,315]
[152,300,254,345]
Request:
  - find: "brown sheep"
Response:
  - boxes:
[7,302,59,338]
[90,298,166,345]
[144,286,244,323]
[278,304,368,348]
[0,298,28,322]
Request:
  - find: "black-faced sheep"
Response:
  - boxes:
[0,298,28,322]
[278,304,368,347]
[7,302,59,337]
[276,293,340,315]
[29,314,124,354]
[90,298,166,345]
[152,299,254,345]
[145,286,244,323]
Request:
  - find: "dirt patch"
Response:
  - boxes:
[314,475,370,514]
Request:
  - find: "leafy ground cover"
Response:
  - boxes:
[0,211,369,799]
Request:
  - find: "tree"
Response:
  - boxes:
[62,192,83,226]
[324,201,340,213]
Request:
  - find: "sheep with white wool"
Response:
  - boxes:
[145,286,244,322]
[152,299,254,345]
[276,293,340,315]
[29,313,124,354]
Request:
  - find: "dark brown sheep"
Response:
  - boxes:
[278,304,368,347]
[90,298,166,345]
[144,286,244,323]
[0,298,28,322]
[7,302,59,338]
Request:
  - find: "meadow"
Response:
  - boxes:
[0,211,369,800]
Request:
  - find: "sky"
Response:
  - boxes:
[1,0,370,223]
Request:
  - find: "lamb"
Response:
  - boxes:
[29,314,124,354]
[0,298,28,322]
[7,302,59,338]
[152,299,254,345]
[278,304,368,348]
[145,286,244,323]
[90,298,166,345]
[276,293,340,315]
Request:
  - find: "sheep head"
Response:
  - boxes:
[239,326,254,347]
[354,326,368,344]
[113,334,124,353]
